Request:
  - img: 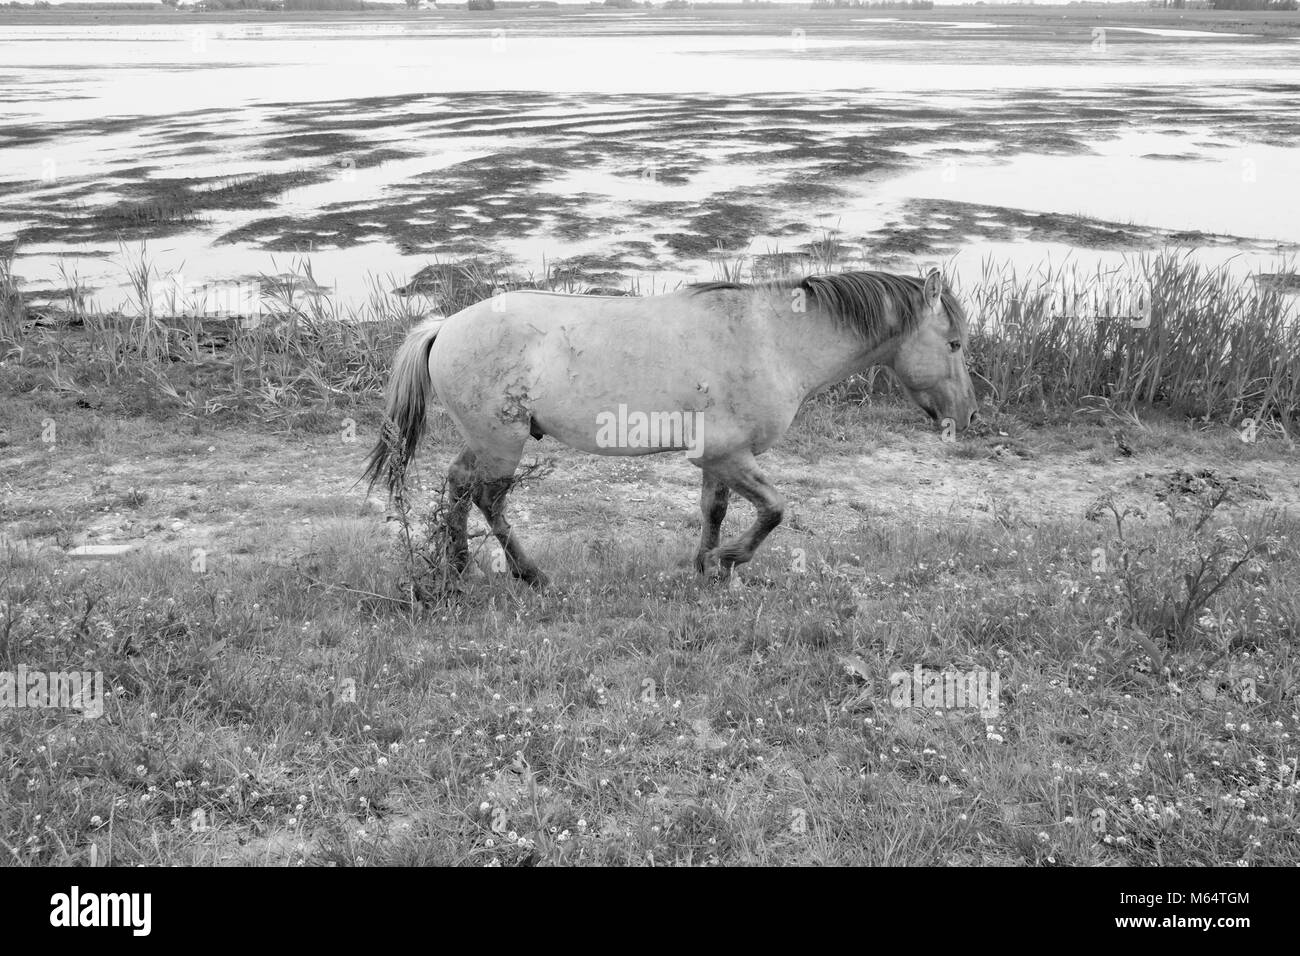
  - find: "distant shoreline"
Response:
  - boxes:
[1,6,1298,36]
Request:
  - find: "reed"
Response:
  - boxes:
[0,249,24,349]
[3,247,1296,432]
[962,252,1299,431]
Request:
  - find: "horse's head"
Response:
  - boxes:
[892,269,978,433]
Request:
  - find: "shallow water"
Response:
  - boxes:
[2,11,1298,311]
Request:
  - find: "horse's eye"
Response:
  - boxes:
[949,341,962,353]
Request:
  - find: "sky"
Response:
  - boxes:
[23,1,1097,7]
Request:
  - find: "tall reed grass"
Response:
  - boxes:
[961,252,1299,430]
[2,247,1296,431]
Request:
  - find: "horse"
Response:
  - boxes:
[363,268,978,587]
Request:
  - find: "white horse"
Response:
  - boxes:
[365,269,978,586]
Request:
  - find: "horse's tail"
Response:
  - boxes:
[362,317,444,497]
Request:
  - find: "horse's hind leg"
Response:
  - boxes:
[458,434,546,587]
[693,469,731,574]
[474,474,547,588]
[704,453,784,581]
[445,448,476,574]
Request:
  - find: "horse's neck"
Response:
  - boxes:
[762,291,899,395]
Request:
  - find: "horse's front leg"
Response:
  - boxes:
[703,453,785,581]
[693,469,731,574]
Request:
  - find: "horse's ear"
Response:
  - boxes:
[922,268,943,308]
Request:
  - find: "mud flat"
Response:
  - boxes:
[3,7,1299,308]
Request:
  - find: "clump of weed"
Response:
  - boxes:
[1085,492,1277,661]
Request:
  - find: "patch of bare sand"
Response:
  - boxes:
[5,428,1296,565]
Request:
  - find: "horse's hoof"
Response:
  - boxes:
[704,546,742,582]
[522,569,549,589]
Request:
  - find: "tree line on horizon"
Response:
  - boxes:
[6,0,1296,12]
[811,0,935,8]
[1208,0,1299,9]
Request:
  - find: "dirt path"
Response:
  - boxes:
[5,421,1296,567]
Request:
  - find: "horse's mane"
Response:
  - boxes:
[690,271,966,342]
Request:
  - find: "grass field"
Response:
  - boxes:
[2,251,1298,866]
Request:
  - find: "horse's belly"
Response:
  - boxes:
[531,383,710,458]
